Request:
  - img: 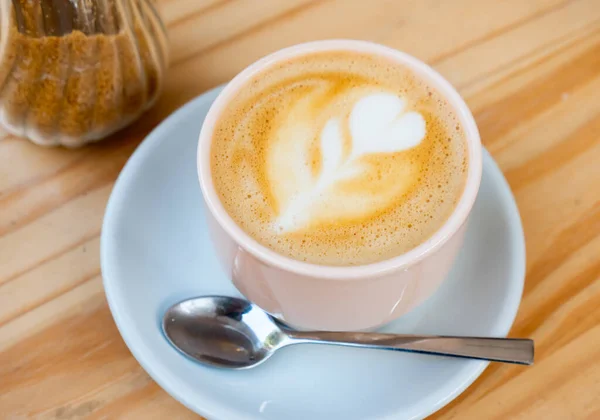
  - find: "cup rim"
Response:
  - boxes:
[197,39,482,280]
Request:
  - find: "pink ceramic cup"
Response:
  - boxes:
[197,40,482,332]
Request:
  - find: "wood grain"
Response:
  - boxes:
[1,0,599,418]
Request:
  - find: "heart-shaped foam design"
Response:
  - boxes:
[349,93,426,159]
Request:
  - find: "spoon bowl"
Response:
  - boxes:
[163,296,534,369]
[163,296,287,368]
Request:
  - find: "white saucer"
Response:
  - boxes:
[101,86,525,420]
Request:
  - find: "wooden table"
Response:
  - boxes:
[1,0,599,418]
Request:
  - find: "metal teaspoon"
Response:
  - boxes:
[162,296,534,369]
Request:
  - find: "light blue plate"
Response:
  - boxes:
[101,86,525,420]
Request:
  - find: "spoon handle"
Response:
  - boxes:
[286,332,534,365]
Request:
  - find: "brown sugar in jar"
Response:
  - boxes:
[0,0,168,147]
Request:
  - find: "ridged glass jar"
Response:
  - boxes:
[0,0,169,147]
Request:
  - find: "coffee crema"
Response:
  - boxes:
[211,50,468,266]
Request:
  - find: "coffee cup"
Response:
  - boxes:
[197,40,482,331]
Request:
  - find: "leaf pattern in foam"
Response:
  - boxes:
[273,92,426,233]
[266,94,316,218]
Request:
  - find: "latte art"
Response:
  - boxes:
[211,51,468,265]
[274,92,426,232]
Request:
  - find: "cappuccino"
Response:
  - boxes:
[210,50,467,265]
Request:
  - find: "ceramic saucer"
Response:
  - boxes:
[101,86,525,420]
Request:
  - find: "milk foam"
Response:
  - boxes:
[275,93,426,232]
[211,50,468,266]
